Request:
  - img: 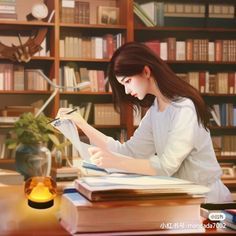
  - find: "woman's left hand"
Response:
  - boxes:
[88,146,122,169]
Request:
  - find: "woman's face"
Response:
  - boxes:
[116,73,150,100]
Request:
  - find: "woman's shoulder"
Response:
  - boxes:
[171,97,195,110]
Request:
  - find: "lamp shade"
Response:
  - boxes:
[25,176,57,209]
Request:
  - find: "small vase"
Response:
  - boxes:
[15,143,51,181]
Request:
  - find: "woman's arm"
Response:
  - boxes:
[89,146,157,175]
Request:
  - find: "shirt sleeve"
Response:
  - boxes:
[107,108,156,158]
[150,105,197,176]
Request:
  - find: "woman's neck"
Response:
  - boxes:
[149,77,170,112]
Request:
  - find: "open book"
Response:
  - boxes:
[51,119,130,174]
[74,175,210,202]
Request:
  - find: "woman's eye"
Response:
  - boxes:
[125,79,131,84]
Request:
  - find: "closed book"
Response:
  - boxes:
[60,191,204,234]
[144,40,160,56]
[74,175,209,202]
[200,203,236,222]
[0,169,24,185]
[223,209,236,223]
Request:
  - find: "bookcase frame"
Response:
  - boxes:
[0,0,236,193]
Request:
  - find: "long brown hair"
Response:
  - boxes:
[107,42,210,129]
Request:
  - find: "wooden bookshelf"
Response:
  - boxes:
[0,0,236,193]
[134,0,236,193]
[0,0,135,166]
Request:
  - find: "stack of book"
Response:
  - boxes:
[59,175,210,234]
[0,169,24,185]
[223,209,236,230]
[51,166,80,181]
[0,0,17,21]
[200,202,236,231]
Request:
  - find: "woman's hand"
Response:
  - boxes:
[88,146,123,169]
[57,108,86,126]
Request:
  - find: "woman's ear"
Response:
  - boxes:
[143,65,151,79]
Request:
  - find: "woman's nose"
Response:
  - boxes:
[125,86,131,94]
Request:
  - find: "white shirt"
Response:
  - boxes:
[107,98,232,203]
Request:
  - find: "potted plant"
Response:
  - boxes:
[6,112,65,180]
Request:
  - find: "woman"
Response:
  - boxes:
[58,42,232,203]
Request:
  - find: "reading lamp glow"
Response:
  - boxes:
[25,176,57,209]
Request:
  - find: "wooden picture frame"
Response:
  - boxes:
[97,6,119,25]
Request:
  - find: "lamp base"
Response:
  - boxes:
[28,199,54,209]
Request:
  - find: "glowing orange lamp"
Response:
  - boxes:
[25,176,57,209]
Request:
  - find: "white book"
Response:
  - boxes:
[160,42,167,60]
[140,2,157,25]
[176,41,186,61]
[208,42,215,62]
[59,39,65,57]
[94,37,103,59]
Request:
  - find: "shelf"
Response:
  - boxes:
[60,23,127,30]
[202,93,236,97]
[0,91,52,94]
[218,155,236,161]
[61,91,112,95]
[166,61,236,65]
[135,26,236,33]
[210,126,236,130]
[222,179,236,191]
[31,56,55,61]
[0,20,54,26]
[60,58,110,62]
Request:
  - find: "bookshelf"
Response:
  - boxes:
[0,0,236,194]
[134,0,236,193]
[0,0,134,161]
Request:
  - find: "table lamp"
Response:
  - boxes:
[26,69,91,118]
[25,176,57,209]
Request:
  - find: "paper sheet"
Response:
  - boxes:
[51,119,129,173]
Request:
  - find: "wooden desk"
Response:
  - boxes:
[0,184,235,236]
[0,184,70,236]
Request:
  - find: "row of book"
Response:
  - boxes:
[60,0,120,25]
[61,0,89,24]
[0,64,48,91]
[210,103,236,127]
[145,38,236,62]
[0,0,17,21]
[135,1,235,27]
[201,203,236,231]
[94,103,120,126]
[212,135,236,156]
[177,72,236,95]
[59,99,120,126]
[59,66,107,92]
[60,33,123,59]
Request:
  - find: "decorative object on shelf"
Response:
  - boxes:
[97,6,119,25]
[25,176,57,209]
[6,112,60,180]
[0,28,47,63]
[26,2,48,21]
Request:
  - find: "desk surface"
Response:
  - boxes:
[0,184,70,236]
[0,184,235,236]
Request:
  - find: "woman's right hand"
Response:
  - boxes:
[57,108,86,127]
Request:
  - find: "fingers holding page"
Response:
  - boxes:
[88,147,103,166]
[88,147,117,168]
[56,108,72,119]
